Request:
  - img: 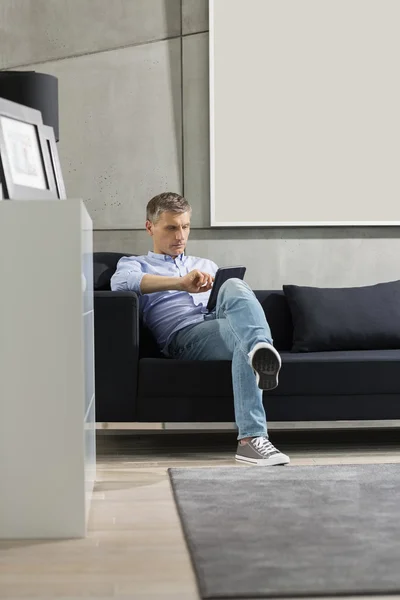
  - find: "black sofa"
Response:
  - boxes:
[93,252,400,426]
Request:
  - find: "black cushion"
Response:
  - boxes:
[93,252,134,290]
[137,349,400,399]
[254,291,293,351]
[283,280,400,352]
[139,324,164,359]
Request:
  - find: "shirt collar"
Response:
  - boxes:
[148,250,185,262]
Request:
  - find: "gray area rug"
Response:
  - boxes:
[168,464,400,599]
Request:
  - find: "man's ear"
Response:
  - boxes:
[145,220,153,236]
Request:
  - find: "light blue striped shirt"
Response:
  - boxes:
[110,251,219,353]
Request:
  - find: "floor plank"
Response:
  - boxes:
[1,430,400,599]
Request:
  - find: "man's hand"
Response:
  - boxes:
[179,269,214,293]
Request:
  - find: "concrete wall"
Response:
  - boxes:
[2,0,400,289]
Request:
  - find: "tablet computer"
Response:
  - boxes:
[206,266,246,312]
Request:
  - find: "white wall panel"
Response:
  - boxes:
[210,0,400,226]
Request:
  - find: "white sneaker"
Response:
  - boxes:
[248,342,282,390]
[235,436,290,466]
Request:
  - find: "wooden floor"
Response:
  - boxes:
[1,429,400,600]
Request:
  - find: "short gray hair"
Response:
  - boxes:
[146,192,192,224]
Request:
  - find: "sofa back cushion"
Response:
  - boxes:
[93,253,294,353]
[139,291,294,356]
[283,280,400,352]
[94,252,134,290]
[254,291,294,351]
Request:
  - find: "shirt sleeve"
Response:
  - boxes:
[210,260,219,274]
[110,257,145,295]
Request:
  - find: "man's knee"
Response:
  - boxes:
[220,277,251,295]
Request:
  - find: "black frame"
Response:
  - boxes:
[42,124,66,199]
[0,97,58,200]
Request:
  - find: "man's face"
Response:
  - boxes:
[146,211,191,257]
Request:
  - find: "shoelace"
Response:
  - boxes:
[252,436,278,455]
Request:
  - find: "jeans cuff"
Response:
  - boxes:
[237,430,268,441]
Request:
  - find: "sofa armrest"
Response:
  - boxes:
[94,291,139,422]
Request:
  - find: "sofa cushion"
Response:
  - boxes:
[138,349,400,399]
[93,252,134,290]
[283,280,400,352]
[254,291,293,351]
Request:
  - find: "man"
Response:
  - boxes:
[111,192,290,466]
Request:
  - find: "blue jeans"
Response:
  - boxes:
[165,278,274,440]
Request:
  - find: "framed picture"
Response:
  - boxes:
[0,97,58,200]
[42,125,66,199]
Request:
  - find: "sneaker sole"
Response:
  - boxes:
[235,454,290,466]
[252,347,281,390]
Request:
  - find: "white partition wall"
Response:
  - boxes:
[0,199,95,539]
[210,0,400,226]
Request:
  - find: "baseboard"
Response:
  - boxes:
[96,420,400,432]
